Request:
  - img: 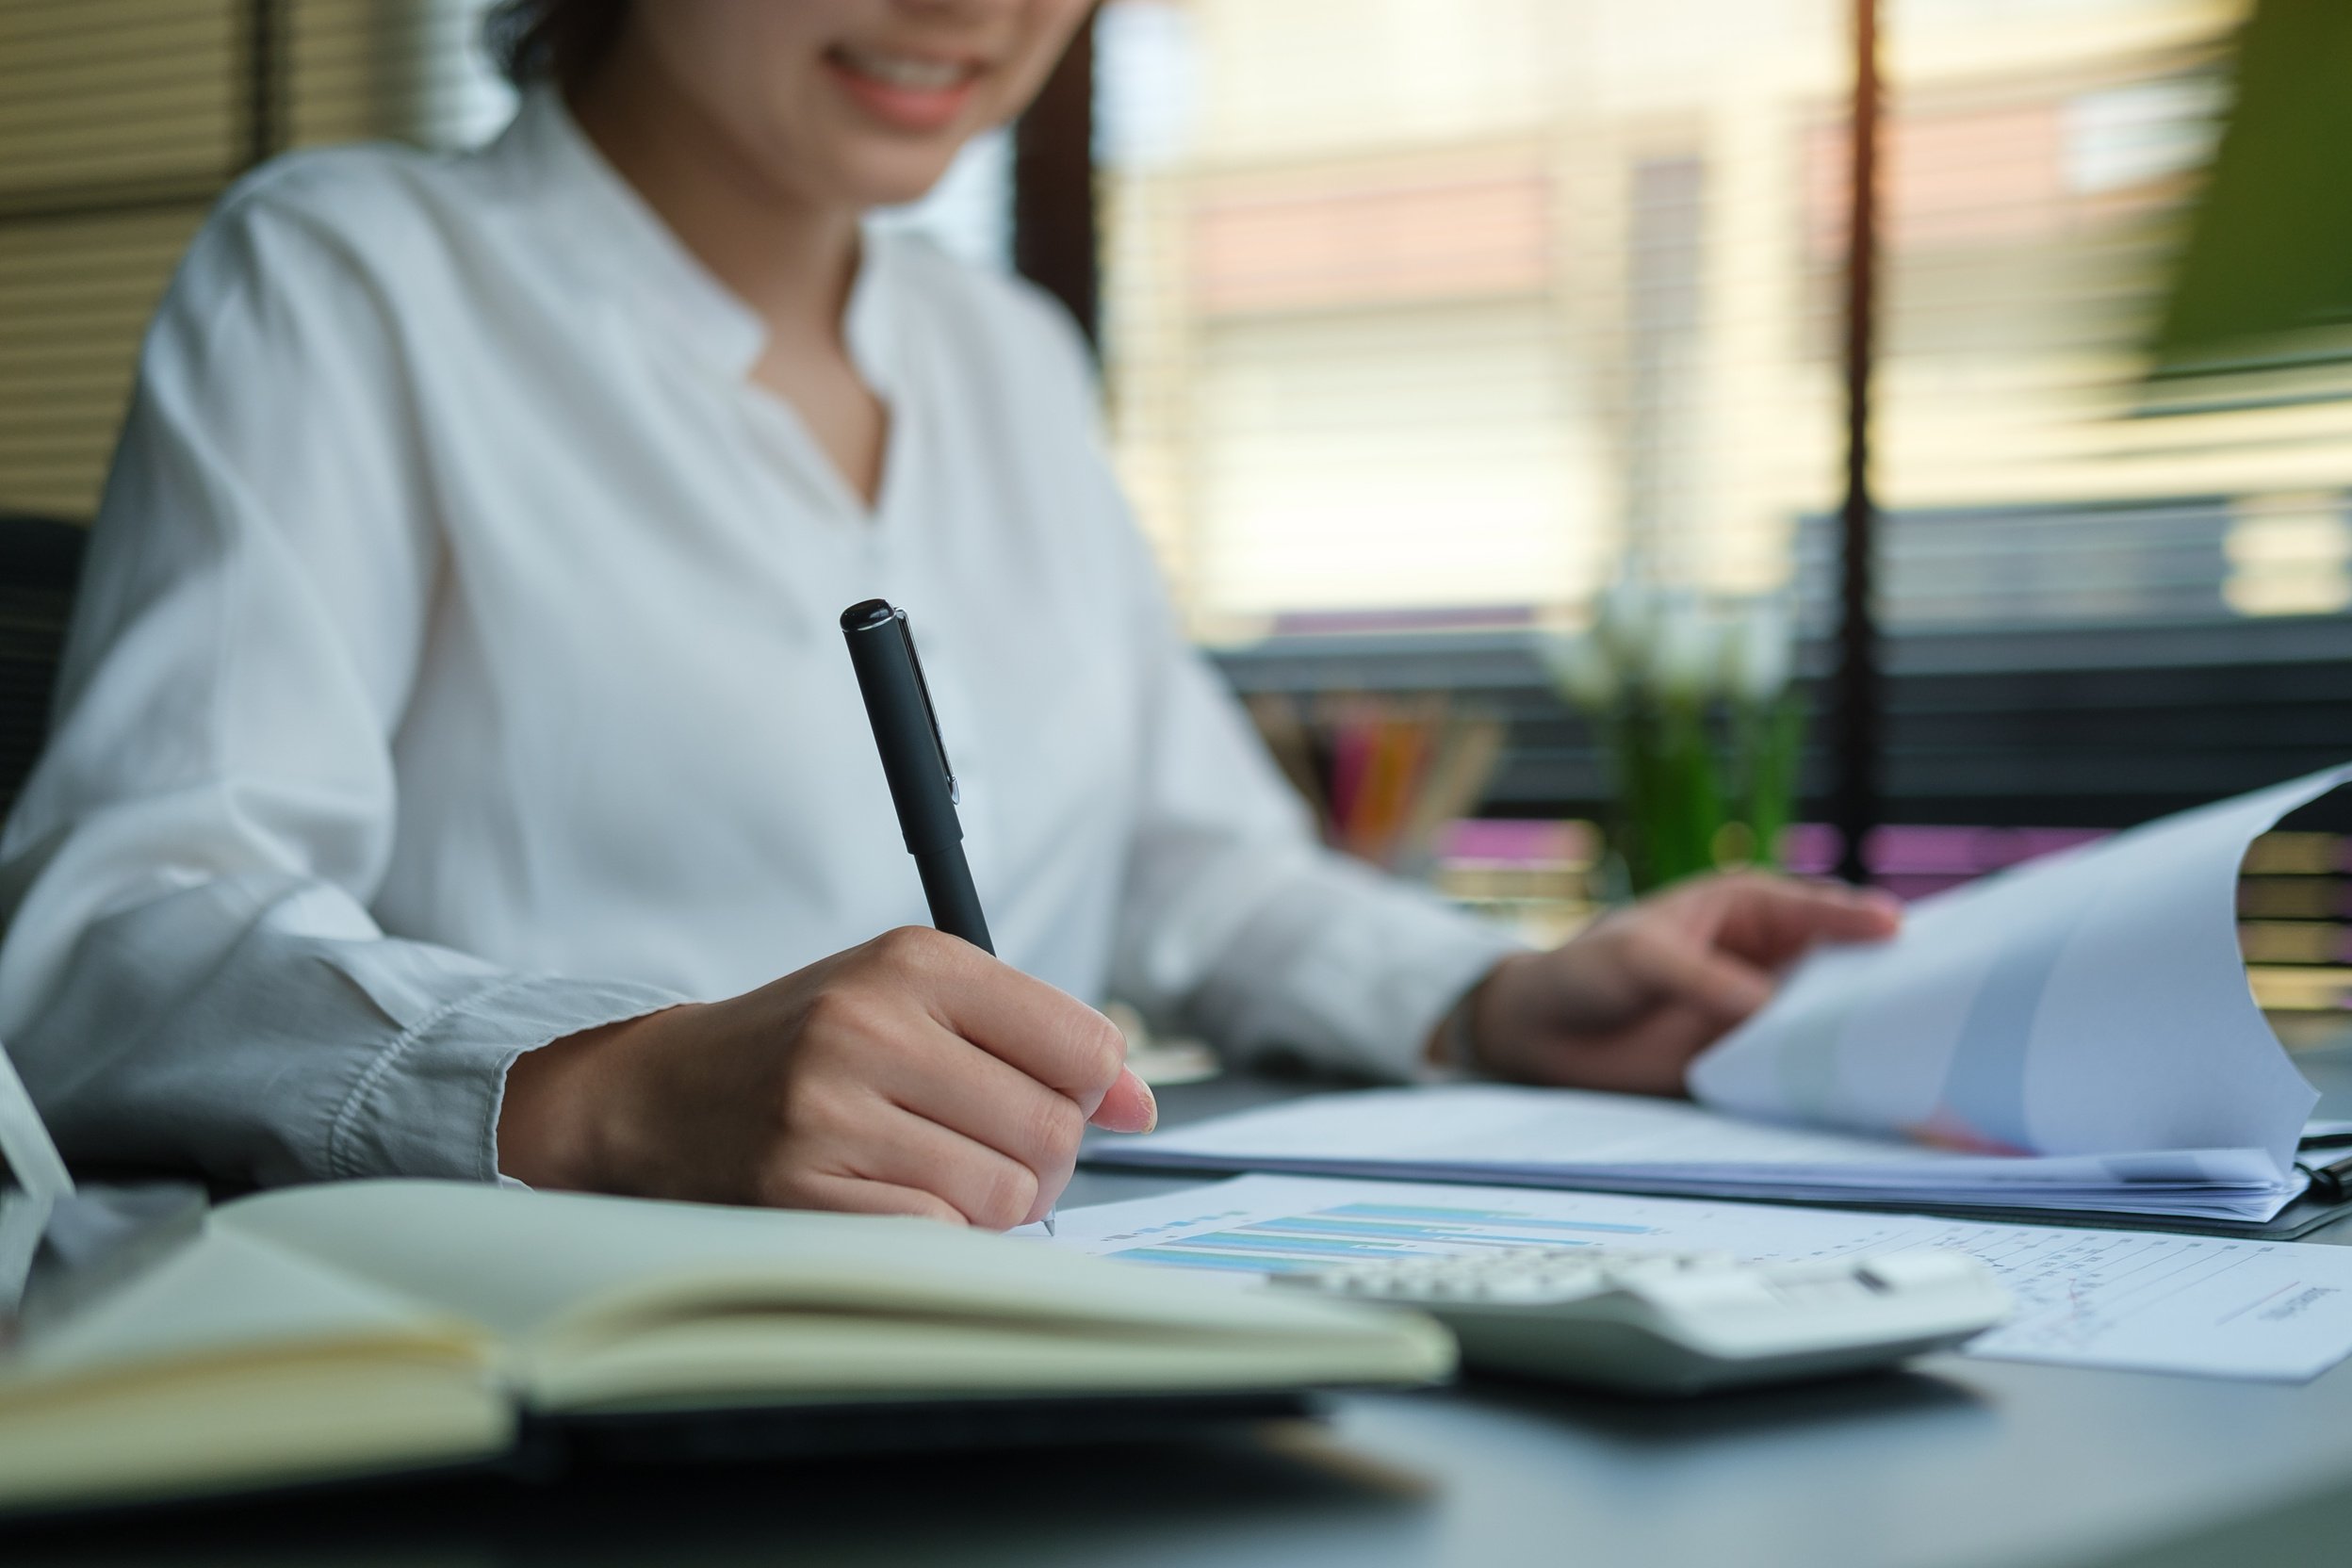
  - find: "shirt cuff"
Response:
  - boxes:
[323,974,686,1184]
[1184,854,1530,1081]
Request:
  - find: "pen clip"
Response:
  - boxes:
[892,609,958,806]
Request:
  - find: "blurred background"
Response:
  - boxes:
[2,0,2349,1040]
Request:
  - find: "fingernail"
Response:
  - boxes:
[1137,1079,1159,1134]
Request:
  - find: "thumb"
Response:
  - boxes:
[1088,1067,1159,1134]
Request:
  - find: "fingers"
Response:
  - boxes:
[873,1038,1154,1194]
[785,1173,969,1226]
[852,928,1130,1111]
[795,933,1156,1227]
[763,1069,1060,1229]
[1093,1067,1159,1134]
[1634,874,1896,1015]
[1706,874,1902,964]
[843,1103,1057,1230]
[1620,922,1775,1022]
[868,1025,1090,1212]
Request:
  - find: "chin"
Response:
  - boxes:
[830,144,971,213]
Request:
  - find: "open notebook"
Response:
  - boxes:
[1097,764,2352,1228]
[0,1180,1450,1515]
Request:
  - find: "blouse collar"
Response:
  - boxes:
[486,85,900,395]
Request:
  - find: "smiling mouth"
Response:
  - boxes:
[822,41,987,136]
[827,43,980,94]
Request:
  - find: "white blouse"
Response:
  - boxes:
[0,89,1517,1189]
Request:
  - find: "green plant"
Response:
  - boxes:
[1544,584,1805,898]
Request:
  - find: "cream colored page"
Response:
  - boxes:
[1689,764,2344,1172]
[6,1227,478,1389]
[216,1181,1423,1349]
[533,1311,1448,1411]
[0,1224,507,1514]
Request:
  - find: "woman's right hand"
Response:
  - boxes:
[496,927,1158,1228]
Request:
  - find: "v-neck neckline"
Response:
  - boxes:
[508,86,909,525]
[739,237,907,527]
[741,376,910,528]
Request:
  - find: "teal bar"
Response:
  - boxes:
[1152,1231,1410,1257]
[1326,1202,1656,1234]
[1241,1217,1599,1246]
[1114,1248,1304,1272]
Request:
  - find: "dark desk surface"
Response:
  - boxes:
[14,1047,2352,1568]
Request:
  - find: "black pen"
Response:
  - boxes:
[840,599,1054,1234]
[841,598,992,953]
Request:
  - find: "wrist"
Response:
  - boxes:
[498,1006,680,1191]
[1427,954,1532,1075]
[1462,952,1550,1077]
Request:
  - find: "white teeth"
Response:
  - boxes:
[837,46,968,91]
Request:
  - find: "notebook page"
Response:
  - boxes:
[0,1227,504,1511]
[215,1180,1451,1356]
[6,1228,481,1386]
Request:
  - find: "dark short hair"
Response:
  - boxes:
[484,0,629,89]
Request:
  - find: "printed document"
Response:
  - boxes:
[1046,1175,2352,1381]
[1099,763,2352,1222]
[1689,764,2345,1175]
[1096,1083,2297,1220]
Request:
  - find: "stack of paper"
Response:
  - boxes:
[1097,764,2352,1224]
[1092,1082,2299,1221]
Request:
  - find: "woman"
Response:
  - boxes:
[0,0,1896,1222]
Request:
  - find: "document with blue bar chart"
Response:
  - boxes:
[1038,1175,2352,1381]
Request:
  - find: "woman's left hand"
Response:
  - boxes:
[1461,872,1903,1094]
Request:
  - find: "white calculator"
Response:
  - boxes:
[1272,1245,2009,1396]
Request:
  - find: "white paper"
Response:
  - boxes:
[0,1041,71,1205]
[0,1189,52,1315]
[1690,764,2348,1175]
[0,1043,69,1314]
[1102,1083,2303,1220]
[1048,1175,2352,1381]
[1106,765,2352,1222]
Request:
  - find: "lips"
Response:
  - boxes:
[824,42,983,134]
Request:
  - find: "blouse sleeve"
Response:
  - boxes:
[1104,558,1527,1080]
[1026,362,1523,1079]
[974,277,1525,1081]
[0,175,679,1187]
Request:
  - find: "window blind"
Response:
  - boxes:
[1850,0,2352,633]
[1097,0,2352,641]
[0,0,517,524]
[1096,0,1852,643]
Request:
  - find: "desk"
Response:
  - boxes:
[11,1050,2352,1568]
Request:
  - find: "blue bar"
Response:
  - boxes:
[1154,1232,1413,1257]
[1240,1217,1598,1246]
[1115,1248,1305,1272]
[1326,1203,1656,1234]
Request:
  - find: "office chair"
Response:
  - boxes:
[0,514,87,822]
